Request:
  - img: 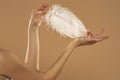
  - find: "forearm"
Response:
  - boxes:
[25,25,40,70]
[24,13,43,70]
[46,40,78,79]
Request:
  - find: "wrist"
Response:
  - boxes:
[65,40,78,52]
[28,25,39,32]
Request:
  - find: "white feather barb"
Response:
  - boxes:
[44,4,87,38]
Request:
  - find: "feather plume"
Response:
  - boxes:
[44,4,87,38]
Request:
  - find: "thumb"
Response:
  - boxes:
[38,16,44,26]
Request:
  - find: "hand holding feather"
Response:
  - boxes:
[70,31,109,48]
[29,4,48,28]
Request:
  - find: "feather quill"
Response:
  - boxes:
[44,4,87,38]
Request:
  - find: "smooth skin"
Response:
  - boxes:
[0,6,108,80]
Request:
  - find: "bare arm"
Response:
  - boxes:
[0,49,30,77]
[24,10,43,71]
[45,39,78,80]
[24,4,48,71]
[45,35,108,80]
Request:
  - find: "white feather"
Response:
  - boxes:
[44,4,87,38]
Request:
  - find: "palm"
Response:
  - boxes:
[74,30,109,47]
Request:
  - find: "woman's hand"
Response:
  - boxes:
[73,29,109,48]
[29,4,49,28]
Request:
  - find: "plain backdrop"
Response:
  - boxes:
[0,0,120,80]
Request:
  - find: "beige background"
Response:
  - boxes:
[0,0,120,80]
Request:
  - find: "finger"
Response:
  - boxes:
[38,16,44,26]
[95,36,109,42]
[86,40,97,45]
[95,28,104,36]
[87,31,94,38]
[100,36,109,41]
[32,10,42,17]
[36,11,42,14]
[37,3,49,11]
